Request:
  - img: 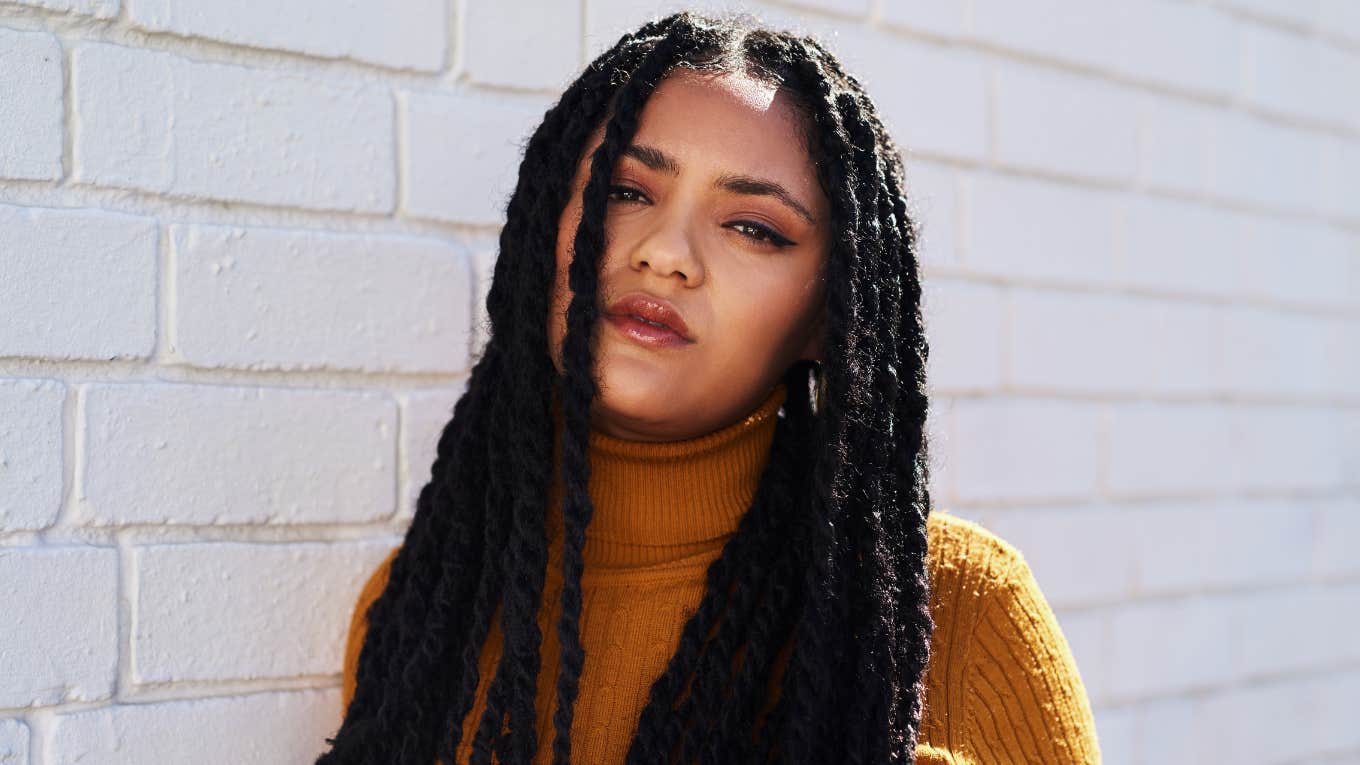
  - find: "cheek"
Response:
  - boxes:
[719,267,821,356]
[548,204,580,369]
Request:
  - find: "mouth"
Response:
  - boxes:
[603,291,695,348]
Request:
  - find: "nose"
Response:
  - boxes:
[628,209,704,286]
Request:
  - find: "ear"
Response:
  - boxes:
[795,308,827,363]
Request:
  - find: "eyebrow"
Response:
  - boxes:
[622,143,818,225]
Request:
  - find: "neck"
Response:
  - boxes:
[545,382,787,574]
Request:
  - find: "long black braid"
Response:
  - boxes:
[316,11,933,765]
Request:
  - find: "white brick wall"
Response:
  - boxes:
[0,2,1355,764]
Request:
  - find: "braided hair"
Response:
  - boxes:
[316,11,933,765]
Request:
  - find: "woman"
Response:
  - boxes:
[317,11,1100,765]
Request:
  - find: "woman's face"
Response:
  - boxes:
[549,67,831,442]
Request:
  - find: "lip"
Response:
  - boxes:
[603,292,695,347]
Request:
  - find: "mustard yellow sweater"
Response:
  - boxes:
[340,382,1102,763]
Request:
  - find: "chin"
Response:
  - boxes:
[593,359,684,431]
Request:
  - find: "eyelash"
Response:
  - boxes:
[606,185,796,249]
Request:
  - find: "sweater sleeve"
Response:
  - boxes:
[958,550,1102,764]
[341,546,400,716]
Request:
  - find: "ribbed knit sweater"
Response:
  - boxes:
[339,382,1102,764]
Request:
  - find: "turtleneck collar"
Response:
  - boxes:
[545,382,787,577]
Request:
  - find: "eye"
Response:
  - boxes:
[607,184,648,204]
[727,220,796,248]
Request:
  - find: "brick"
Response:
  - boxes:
[820,28,986,162]
[1345,411,1360,491]
[1230,583,1360,680]
[398,384,466,519]
[905,161,962,272]
[0,378,65,531]
[1321,0,1360,45]
[72,42,394,212]
[1106,404,1238,497]
[1313,498,1360,579]
[1119,196,1243,298]
[1221,306,1343,398]
[1229,404,1347,493]
[0,718,29,765]
[1213,112,1328,215]
[1238,216,1354,309]
[1194,671,1360,763]
[463,0,581,90]
[1007,289,1224,395]
[0,28,63,181]
[132,540,396,683]
[1132,697,1198,765]
[924,395,956,506]
[171,223,472,374]
[1242,22,1356,127]
[126,0,447,71]
[469,245,497,361]
[921,277,1003,391]
[1220,0,1321,29]
[0,547,118,707]
[1006,288,1151,393]
[1107,595,1235,700]
[1324,135,1360,222]
[1090,704,1134,765]
[1128,501,1313,595]
[879,0,967,38]
[971,0,1124,72]
[985,506,1135,607]
[584,1,802,61]
[1113,1,1238,98]
[1137,95,1221,196]
[992,63,1139,183]
[81,383,397,526]
[950,397,1102,502]
[777,0,867,16]
[968,174,1119,286]
[5,0,116,16]
[401,90,549,224]
[48,689,340,764]
[0,204,158,361]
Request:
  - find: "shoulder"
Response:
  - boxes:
[920,510,1102,764]
[926,509,1027,588]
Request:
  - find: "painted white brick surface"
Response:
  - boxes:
[172,223,474,373]
[401,90,550,224]
[0,719,28,765]
[0,379,65,531]
[398,383,467,519]
[462,0,582,90]
[950,397,1103,501]
[0,204,158,361]
[968,173,1120,286]
[80,383,397,526]
[0,28,63,181]
[992,63,1140,182]
[6,0,115,17]
[126,0,448,71]
[0,547,119,708]
[0,1,1355,763]
[48,689,341,764]
[132,540,397,683]
[72,42,396,212]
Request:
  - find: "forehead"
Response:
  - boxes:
[628,68,817,185]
